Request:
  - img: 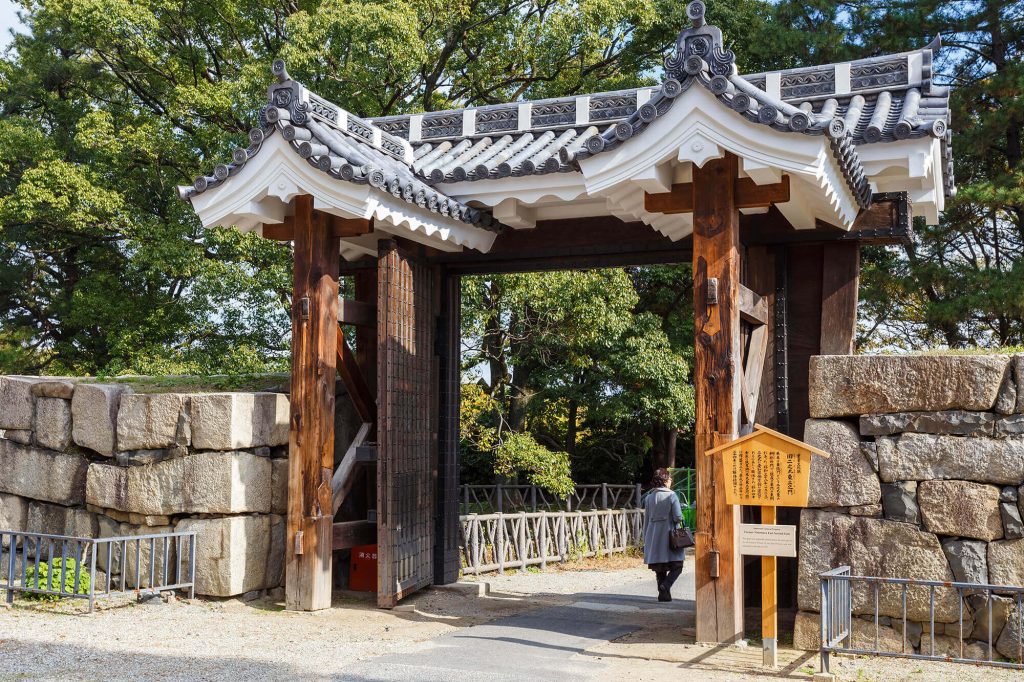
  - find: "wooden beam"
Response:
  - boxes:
[331,421,373,515]
[646,176,790,215]
[336,331,377,424]
[741,323,768,424]
[692,154,744,644]
[739,285,768,325]
[820,242,860,355]
[332,520,377,550]
[259,214,371,241]
[286,194,339,612]
[340,299,377,327]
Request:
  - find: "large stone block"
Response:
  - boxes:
[793,610,907,653]
[918,480,1003,541]
[1016,356,1024,414]
[0,376,41,430]
[191,393,288,450]
[183,451,272,514]
[798,509,959,622]
[996,415,1024,437]
[941,539,988,585]
[31,379,76,399]
[969,594,1014,645]
[988,539,1024,588]
[877,433,1024,485]
[25,501,98,538]
[86,451,271,516]
[0,493,28,547]
[809,355,1012,418]
[860,411,995,437]
[72,383,129,456]
[271,458,288,515]
[34,397,72,452]
[97,520,176,587]
[0,439,88,505]
[117,393,188,451]
[996,600,1024,662]
[267,514,285,588]
[805,419,880,508]
[176,515,270,597]
[2,429,32,445]
[881,481,919,524]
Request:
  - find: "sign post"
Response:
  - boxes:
[705,424,829,667]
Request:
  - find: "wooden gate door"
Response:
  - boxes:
[376,239,438,607]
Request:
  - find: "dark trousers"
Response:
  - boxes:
[649,560,683,591]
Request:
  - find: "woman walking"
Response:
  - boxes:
[643,468,685,602]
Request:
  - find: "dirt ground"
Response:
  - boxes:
[0,558,1019,681]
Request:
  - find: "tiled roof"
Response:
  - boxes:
[180,0,953,224]
[370,2,953,200]
[179,61,501,231]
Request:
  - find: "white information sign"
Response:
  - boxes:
[739,523,797,557]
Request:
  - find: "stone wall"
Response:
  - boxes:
[0,376,293,597]
[794,354,1024,660]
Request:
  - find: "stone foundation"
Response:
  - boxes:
[796,353,1024,661]
[0,376,292,598]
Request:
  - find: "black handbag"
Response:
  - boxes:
[669,525,695,551]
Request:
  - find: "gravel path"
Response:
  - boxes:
[0,557,1019,682]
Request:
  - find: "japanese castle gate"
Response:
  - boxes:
[181,1,953,643]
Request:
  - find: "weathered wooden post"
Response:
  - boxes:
[692,154,744,643]
[286,195,340,612]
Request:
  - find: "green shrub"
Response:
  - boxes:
[23,558,91,601]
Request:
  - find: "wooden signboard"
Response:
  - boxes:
[705,425,829,668]
[705,425,828,507]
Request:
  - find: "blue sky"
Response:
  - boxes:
[1,0,23,49]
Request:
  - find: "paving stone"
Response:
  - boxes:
[809,355,1012,418]
[941,539,988,585]
[0,377,42,430]
[176,515,270,597]
[988,539,1024,588]
[34,397,72,452]
[798,509,959,622]
[0,439,88,505]
[877,433,1024,485]
[116,393,188,451]
[918,480,1003,541]
[881,481,919,524]
[71,383,129,456]
[804,419,880,508]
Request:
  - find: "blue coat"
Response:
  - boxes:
[642,487,685,565]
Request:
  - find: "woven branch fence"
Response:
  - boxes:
[459,509,644,575]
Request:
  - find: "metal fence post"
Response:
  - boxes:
[530,486,537,512]
[635,483,642,508]
[820,573,830,675]
[88,542,97,613]
[495,484,503,514]
[601,483,608,509]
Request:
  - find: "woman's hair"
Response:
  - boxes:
[651,468,671,488]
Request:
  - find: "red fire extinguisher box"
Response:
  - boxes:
[349,544,378,592]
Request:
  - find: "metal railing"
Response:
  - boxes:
[459,483,642,515]
[820,566,1024,675]
[1,530,196,612]
[459,508,644,575]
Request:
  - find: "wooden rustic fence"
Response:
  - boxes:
[459,484,642,515]
[459,509,644,575]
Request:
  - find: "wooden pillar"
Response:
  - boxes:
[692,154,744,643]
[435,270,462,584]
[820,242,860,355]
[286,195,340,611]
